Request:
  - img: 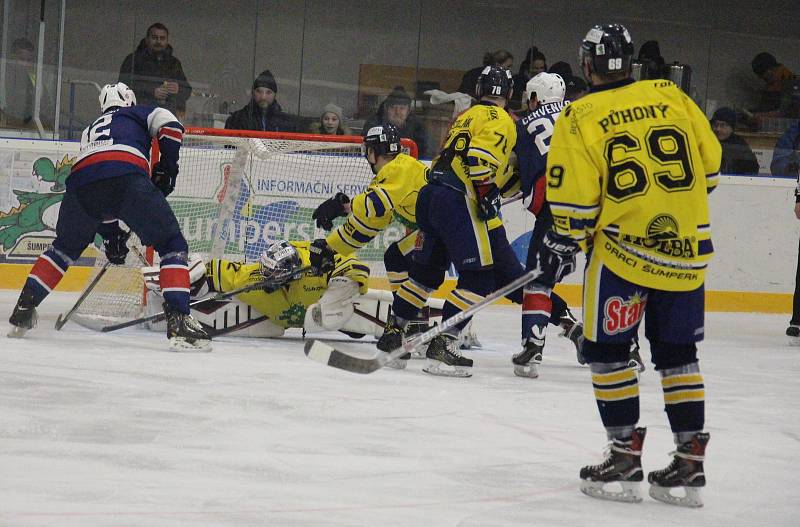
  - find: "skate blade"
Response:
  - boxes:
[422,359,472,378]
[169,337,212,352]
[513,364,539,378]
[7,325,29,338]
[580,479,642,503]
[649,484,703,508]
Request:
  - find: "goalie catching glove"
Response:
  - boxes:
[312,192,350,230]
[530,230,578,288]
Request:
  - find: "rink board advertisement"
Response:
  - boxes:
[0,136,797,312]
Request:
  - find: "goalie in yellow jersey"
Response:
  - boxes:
[529,24,721,506]
[142,240,383,339]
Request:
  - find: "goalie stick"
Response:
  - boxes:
[304,268,539,374]
[100,265,312,333]
[54,235,150,330]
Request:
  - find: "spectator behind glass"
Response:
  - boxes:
[309,103,351,135]
[512,47,546,109]
[118,23,192,115]
[751,52,794,113]
[637,40,666,79]
[770,119,800,177]
[2,38,35,128]
[225,69,297,132]
[458,50,513,100]
[711,107,760,175]
[363,86,428,158]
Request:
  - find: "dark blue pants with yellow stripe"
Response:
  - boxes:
[393,184,524,335]
[582,255,705,444]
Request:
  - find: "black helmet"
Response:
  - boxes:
[476,66,514,100]
[579,24,634,77]
[363,123,401,157]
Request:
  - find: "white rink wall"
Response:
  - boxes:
[0,137,798,296]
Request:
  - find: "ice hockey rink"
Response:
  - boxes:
[1,290,797,527]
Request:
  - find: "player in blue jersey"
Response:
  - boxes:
[8,82,211,351]
[512,72,583,378]
[511,72,643,378]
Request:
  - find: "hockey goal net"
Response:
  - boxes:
[71,128,418,329]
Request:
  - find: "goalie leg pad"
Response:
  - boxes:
[313,276,360,331]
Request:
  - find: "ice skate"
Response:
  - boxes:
[648,432,709,508]
[512,338,543,378]
[787,324,800,345]
[405,314,433,360]
[628,338,645,372]
[164,302,212,352]
[8,290,38,338]
[558,309,585,365]
[376,315,408,369]
[580,427,646,503]
[423,334,473,378]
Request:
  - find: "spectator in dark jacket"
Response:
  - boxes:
[511,47,546,110]
[363,86,428,158]
[770,121,800,177]
[711,107,760,175]
[118,23,191,114]
[225,70,297,132]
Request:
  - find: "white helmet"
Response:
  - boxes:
[524,72,566,105]
[99,82,136,112]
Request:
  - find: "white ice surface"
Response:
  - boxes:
[1,290,798,526]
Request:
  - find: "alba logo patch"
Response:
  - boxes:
[647,214,679,240]
[603,293,647,335]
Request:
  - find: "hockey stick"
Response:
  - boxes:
[55,260,112,330]
[304,268,539,374]
[55,231,147,331]
[100,265,313,333]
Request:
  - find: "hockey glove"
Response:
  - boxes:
[312,192,350,230]
[152,161,178,197]
[309,239,336,274]
[531,230,578,288]
[99,223,130,265]
[475,183,501,221]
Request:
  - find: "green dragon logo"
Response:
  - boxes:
[0,155,74,252]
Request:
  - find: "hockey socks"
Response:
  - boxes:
[660,363,705,443]
[590,361,640,435]
[24,247,73,306]
[158,251,191,314]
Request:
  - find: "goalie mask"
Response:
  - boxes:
[99,82,137,112]
[524,72,566,105]
[259,241,302,283]
[579,24,634,79]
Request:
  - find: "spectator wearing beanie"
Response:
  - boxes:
[751,52,794,113]
[309,103,351,135]
[225,69,297,132]
[363,86,429,158]
[711,107,760,175]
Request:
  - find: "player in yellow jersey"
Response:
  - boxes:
[529,24,721,506]
[144,240,372,338]
[374,66,520,377]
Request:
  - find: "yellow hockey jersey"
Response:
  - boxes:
[434,101,517,200]
[546,79,722,291]
[326,153,428,255]
[205,241,369,328]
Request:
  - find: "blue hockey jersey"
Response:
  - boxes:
[514,100,568,215]
[68,105,184,189]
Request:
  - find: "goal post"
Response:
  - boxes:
[70,127,418,329]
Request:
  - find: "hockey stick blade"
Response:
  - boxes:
[304,268,540,374]
[100,265,313,332]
